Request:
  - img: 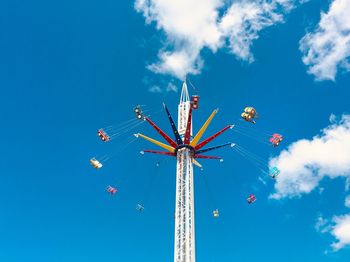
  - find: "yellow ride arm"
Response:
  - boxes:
[135,133,175,153]
[190,109,218,147]
[192,158,203,169]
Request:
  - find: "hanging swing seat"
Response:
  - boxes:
[97,129,110,142]
[247,194,256,204]
[269,134,283,147]
[90,158,103,169]
[191,95,200,109]
[106,185,117,195]
[213,209,219,218]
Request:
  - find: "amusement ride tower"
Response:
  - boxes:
[174,83,195,262]
[135,82,233,262]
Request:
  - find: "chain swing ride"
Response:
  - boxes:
[89,81,283,262]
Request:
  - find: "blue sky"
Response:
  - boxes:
[1,0,350,261]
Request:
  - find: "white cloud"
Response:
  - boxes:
[219,0,286,62]
[271,116,350,251]
[135,0,300,79]
[299,0,350,81]
[135,0,221,79]
[345,195,350,208]
[330,214,350,250]
[316,214,350,251]
[147,48,204,79]
[269,115,350,199]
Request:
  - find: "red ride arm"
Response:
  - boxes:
[142,150,175,156]
[194,125,233,150]
[184,107,193,145]
[144,117,178,148]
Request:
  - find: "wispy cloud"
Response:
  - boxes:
[299,0,350,81]
[135,0,301,79]
[165,82,178,92]
[148,82,178,93]
[269,114,350,199]
[315,215,331,233]
[148,85,163,93]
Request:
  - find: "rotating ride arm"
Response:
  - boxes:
[134,133,175,153]
[163,103,183,145]
[194,125,233,150]
[190,109,218,147]
[196,142,234,154]
[194,154,222,160]
[144,117,178,148]
[192,158,203,169]
[184,107,193,145]
[141,150,175,156]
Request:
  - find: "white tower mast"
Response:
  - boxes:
[174,82,195,262]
